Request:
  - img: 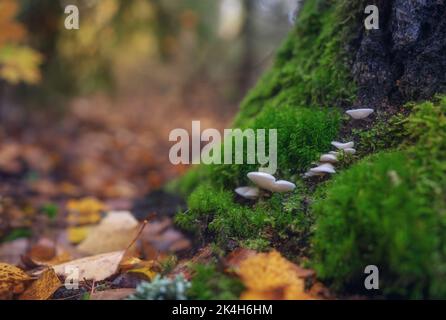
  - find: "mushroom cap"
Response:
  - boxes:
[331,141,354,150]
[320,154,338,163]
[310,163,336,174]
[270,180,296,193]
[303,171,324,179]
[346,108,374,120]
[247,172,276,190]
[235,187,259,199]
[329,151,340,156]
[343,148,356,155]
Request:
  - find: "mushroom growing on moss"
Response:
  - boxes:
[235,187,259,199]
[247,172,295,193]
[346,108,374,119]
[331,141,354,150]
[320,154,338,163]
[310,163,336,174]
[343,148,356,155]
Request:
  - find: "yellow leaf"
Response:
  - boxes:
[0,45,42,84]
[127,267,157,281]
[66,197,105,226]
[19,268,61,300]
[237,250,313,300]
[0,263,32,299]
[67,226,92,244]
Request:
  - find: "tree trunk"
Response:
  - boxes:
[351,0,446,110]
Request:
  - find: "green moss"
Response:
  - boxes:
[175,184,307,247]
[188,264,244,300]
[210,106,341,188]
[165,165,210,197]
[354,112,408,156]
[312,97,446,298]
[234,0,357,127]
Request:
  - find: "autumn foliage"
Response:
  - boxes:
[0,0,42,84]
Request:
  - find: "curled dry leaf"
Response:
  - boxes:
[19,268,61,300]
[28,237,56,261]
[237,250,315,300]
[51,251,125,282]
[23,237,72,268]
[0,263,32,299]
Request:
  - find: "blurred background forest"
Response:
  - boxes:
[0,0,297,240]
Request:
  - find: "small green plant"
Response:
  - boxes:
[127,275,191,300]
[188,264,244,300]
[41,203,59,220]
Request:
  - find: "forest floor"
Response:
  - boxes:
[0,80,246,300]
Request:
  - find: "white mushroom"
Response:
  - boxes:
[329,151,340,156]
[269,180,296,193]
[331,141,354,150]
[235,187,259,199]
[247,172,276,190]
[310,163,336,174]
[346,108,374,120]
[303,171,324,179]
[320,154,338,163]
[247,172,295,193]
[343,148,356,155]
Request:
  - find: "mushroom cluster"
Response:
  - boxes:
[234,172,296,199]
[304,106,373,179]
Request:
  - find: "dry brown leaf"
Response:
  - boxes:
[237,250,315,300]
[19,268,61,300]
[28,238,56,261]
[0,262,32,299]
[24,238,73,268]
[52,251,125,282]
[90,288,135,300]
[77,211,139,255]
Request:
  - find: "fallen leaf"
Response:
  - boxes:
[19,268,61,300]
[90,288,135,300]
[28,238,56,261]
[66,197,105,226]
[51,251,125,282]
[77,211,139,255]
[126,260,160,281]
[67,226,91,244]
[0,262,32,299]
[237,250,315,300]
